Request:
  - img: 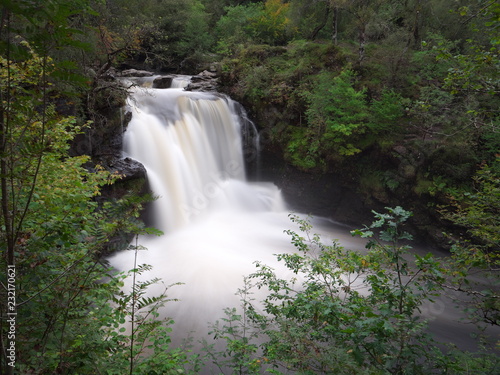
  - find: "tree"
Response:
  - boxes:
[215,0,291,55]
[0,3,189,373]
[0,0,95,330]
[85,0,162,71]
[0,37,196,375]
[173,0,214,70]
[437,0,500,97]
[434,0,500,161]
[286,69,368,170]
[286,69,404,171]
[251,0,291,46]
[215,3,263,55]
[0,42,111,372]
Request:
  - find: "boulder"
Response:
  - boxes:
[101,156,147,182]
[153,76,174,88]
[185,70,219,92]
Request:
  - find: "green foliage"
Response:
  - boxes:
[250,0,291,46]
[216,0,291,57]
[436,159,500,340]
[0,24,191,375]
[93,242,199,375]
[286,127,323,170]
[12,248,196,374]
[216,5,251,56]
[205,279,263,374]
[0,0,95,92]
[86,0,214,71]
[286,69,366,170]
[0,0,95,55]
[215,1,291,56]
[287,0,332,40]
[304,70,369,156]
[218,0,498,205]
[407,84,468,140]
[438,18,500,95]
[208,208,500,374]
[368,89,407,133]
[222,39,342,103]
[430,1,500,160]
[177,1,214,55]
[285,69,405,170]
[2,1,500,373]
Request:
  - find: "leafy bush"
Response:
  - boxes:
[208,208,499,374]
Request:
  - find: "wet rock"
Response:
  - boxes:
[97,156,150,256]
[153,76,174,88]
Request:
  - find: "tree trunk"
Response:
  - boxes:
[310,5,330,40]
[0,40,15,375]
[358,24,366,65]
[413,0,422,48]
[332,7,339,45]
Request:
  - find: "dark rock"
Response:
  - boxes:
[97,156,150,256]
[185,70,219,92]
[101,156,147,182]
[153,76,174,88]
[254,149,374,227]
[121,69,154,77]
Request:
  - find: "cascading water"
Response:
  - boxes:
[119,79,287,232]
[107,77,322,345]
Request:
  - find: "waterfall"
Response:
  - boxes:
[108,78,370,347]
[121,84,286,232]
[108,78,301,346]
[171,75,191,88]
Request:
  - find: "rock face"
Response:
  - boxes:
[97,156,150,255]
[70,73,148,196]
[92,107,147,190]
[185,70,219,92]
[254,149,375,228]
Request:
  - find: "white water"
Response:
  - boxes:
[108,81,356,346]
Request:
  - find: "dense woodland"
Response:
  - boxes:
[0,0,499,374]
